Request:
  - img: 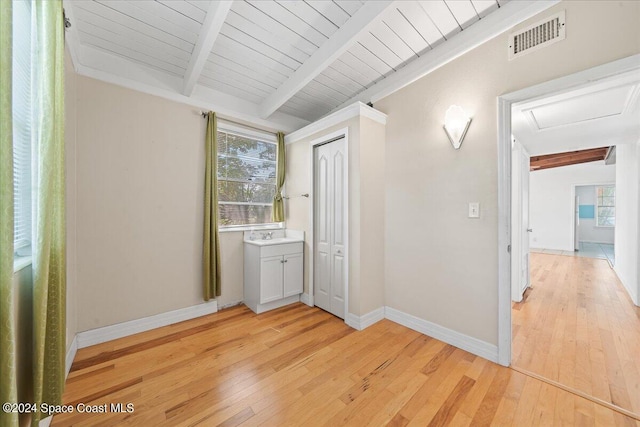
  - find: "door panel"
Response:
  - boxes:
[521,149,530,293]
[332,254,345,318]
[330,141,346,317]
[314,137,346,319]
[314,143,332,313]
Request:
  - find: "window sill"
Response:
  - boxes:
[13,255,32,273]
[219,223,284,233]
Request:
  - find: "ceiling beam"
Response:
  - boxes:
[530,147,608,170]
[182,0,233,96]
[259,0,394,119]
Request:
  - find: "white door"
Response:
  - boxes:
[260,256,283,304]
[521,149,531,294]
[314,138,346,319]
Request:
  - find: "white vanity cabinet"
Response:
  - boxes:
[243,230,304,314]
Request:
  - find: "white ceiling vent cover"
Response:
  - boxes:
[508,11,565,60]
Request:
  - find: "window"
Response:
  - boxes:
[12,0,33,257]
[596,185,615,227]
[217,129,279,227]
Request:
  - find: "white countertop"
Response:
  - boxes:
[243,229,304,246]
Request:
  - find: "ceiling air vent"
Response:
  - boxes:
[508,11,565,60]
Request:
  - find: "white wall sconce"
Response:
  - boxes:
[443,105,472,150]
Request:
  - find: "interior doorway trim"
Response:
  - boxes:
[308,127,350,322]
[497,54,640,366]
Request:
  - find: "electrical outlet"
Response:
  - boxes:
[468,202,480,218]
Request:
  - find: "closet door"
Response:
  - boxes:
[314,138,345,319]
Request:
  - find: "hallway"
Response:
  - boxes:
[512,253,640,416]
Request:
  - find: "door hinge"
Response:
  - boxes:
[507,245,511,253]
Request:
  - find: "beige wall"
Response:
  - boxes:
[376,1,640,344]
[357,116,385,315]
[285,115,385,316]
[73,76,244,331]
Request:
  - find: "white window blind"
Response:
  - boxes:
[12,0,32,254]
[217,130,277,227]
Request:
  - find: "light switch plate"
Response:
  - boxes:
[469,202,480,218]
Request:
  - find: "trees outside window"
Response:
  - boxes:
[217,131,277,226]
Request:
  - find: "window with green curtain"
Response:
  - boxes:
[217,128,280,227]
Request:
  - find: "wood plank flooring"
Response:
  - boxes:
[54,302,639,426]
[513,253,640,418]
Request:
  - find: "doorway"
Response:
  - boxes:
[498,55,640,417]
[312,132,348,319]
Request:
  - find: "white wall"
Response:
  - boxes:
[376,1,639,346]
[615,140,640,305]
[529,162,615,251]
[575,185,615,244]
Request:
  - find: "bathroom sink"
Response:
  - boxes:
[244,236,303,246]
[243,229,304,246]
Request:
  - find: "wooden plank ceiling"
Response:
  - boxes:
[66,0,509,125]
[529,147,609,171]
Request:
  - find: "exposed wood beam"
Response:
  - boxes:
[259,0,394,119]
[182,0,232,96]
[530,147,608,171]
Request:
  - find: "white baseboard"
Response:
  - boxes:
[76,300,218,348]
[345,307,385,331]
[65,334,78,378]
[385,306,498,363]
[300,292,313,306]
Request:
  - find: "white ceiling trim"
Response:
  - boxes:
[182,0,233,96]
[328,0,561,114]
[259,0,395,119]
[285,102,386,145]
[70,43,309,133]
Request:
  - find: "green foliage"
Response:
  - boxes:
[217,131,276,225]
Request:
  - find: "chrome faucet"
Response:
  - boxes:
[262,232,273,240]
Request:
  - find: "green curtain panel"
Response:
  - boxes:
[203,112,221,301]
[271,131,285,222]
[0,2,19,427]
[31,1,66,425]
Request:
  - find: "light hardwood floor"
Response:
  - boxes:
[513,253,640,418]
[54,302,639,426]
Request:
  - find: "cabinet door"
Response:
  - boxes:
[260,255,283,304]
[283,253,303,298]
